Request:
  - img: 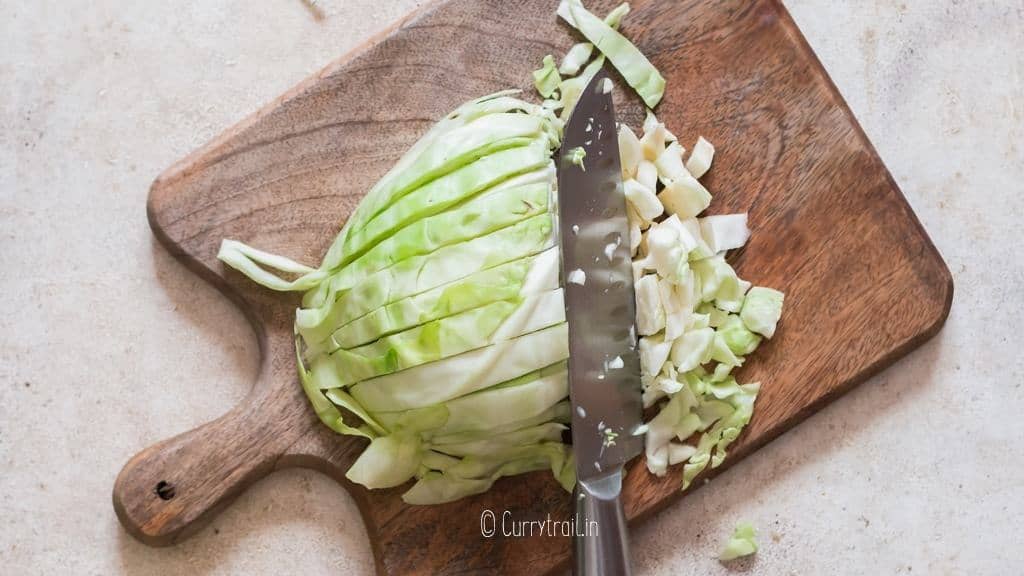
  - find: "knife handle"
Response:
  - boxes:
[573,467,632,576]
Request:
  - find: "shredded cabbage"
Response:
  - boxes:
[559,0,666,108]
[558,2,629,75]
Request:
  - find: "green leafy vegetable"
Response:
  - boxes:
[533,55,562,98]
[559,2,629,75]
[720,522,758,561]
[741,287,785,338]
[217,1,785,507]
[559,0,666,108]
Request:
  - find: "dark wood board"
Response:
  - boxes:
[112,0,953,573]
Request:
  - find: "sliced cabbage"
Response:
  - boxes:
[330,178,552,296]
[558,2,630,75]
[217,3,786,507]
[335,146,555,281]
[345,433,423,489]
[559,0,666,108]
[321,289,565,385]
[350,322,569,411]
[558,55,606,121]
[217,240,325,292]
[296,212,555,345]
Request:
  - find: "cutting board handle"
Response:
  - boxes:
[112,383,287,546]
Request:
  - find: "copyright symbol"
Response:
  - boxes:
[480,509,495,537]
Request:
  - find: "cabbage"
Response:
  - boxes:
[320,289,565,385]
[720,522,758,561]
[654,142,688,183]
[558,2,629,75]
[624,179,664,223]
[621,116,784,492]
[296,212,556,345]
[557,55,605,120]
[533,55,561,98]
[741,287,785,339]
[658,175,711,220]
[350,322,569,411]
[686,136,715,179]
[318,250,552,351]
[329,175,552,293]
[559,0,666,108]
[618,125,642,179]
[217,2,784,506]
[700,213,750,253]
[217,240,326,292]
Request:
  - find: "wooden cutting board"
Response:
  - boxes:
[112,0,952,573]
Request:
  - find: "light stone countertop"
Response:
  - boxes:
[1,1,1021,574]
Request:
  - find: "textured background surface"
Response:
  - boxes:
[1,1,1021,574]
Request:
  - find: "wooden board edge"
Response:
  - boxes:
[147,0,445,197]
[768,0,954,300]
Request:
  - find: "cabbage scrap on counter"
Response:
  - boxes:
[217,0,783,504]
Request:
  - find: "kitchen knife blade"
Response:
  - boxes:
[557,69,642,576]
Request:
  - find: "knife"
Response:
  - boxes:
[557,69,643,576]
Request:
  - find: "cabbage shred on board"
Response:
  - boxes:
[218,0,783,504]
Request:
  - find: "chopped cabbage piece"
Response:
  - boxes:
[740,287,785,338]
[718,314,762,356]
[658,175,711,220]
[618,125,643,179]
[533,55,562,98]
[654,141,689,183]
[670,327,714,372]
[634,274,666,336]
[639,332,672,377]
[720,522,758,561]
[636,159,658,191]
[700,213,750,253]
[640,122,667,161]
[686,136,715,179]
[624,179,663,223]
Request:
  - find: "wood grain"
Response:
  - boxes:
[112,0,952,573]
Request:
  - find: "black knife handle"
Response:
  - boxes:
[573,467,632,576]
